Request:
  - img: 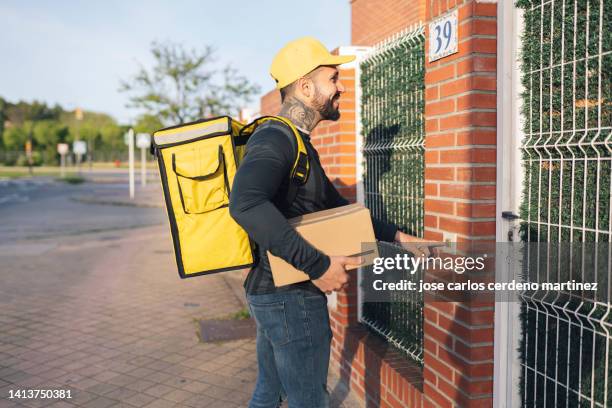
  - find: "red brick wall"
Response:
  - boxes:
[422,1,496,407]
[311,68,357,201]
[260,89,281,116]
[423,1,497,244]
[352,0,425,46]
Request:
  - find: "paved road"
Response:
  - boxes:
[0,176,165,246]
[0,177,360,408]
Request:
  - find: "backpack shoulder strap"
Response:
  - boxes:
[240,116,310,186]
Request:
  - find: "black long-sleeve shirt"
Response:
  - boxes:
[229,122,398,295]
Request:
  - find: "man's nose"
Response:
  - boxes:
[337,80,345,94]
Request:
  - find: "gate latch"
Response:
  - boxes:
[501,211,520,241]
[501,211,520,221]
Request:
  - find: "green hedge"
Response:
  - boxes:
[360,30,426,364]
[517,1,611,406]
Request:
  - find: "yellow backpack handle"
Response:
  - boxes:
[240,116,309,185]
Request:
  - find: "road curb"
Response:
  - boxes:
[70,195,164,208]
[222,270,249,308]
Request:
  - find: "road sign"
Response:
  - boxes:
[136,133,151,149]
[429,9,458,62]
[57,143,69,155]
[25,141,32,154]
[73,140,87,155]
[124,131,134,146]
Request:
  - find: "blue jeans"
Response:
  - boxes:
[246,289,332,408]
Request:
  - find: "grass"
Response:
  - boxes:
[0,166,75,179]
[230,307,251,320]
[0,171,64,179]
[57,175,85,184]
[192,307,252,344]
[192,306,252,323]
[89,162,158,170]
[0,163,159,180]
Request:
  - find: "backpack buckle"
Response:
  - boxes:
[292,152,309,184]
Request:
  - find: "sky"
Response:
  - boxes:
[0,1,351,124]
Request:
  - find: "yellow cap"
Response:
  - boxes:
[270,37,355,89]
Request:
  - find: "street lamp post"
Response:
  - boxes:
[75,108,83,173]
[26,129,33,176]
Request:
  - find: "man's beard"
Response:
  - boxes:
[316,93,341,121]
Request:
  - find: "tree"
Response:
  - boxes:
[57,109,123,152]
[31,121,70,165]
[5,100,61,125]
[134,114,164,135]
[0,97,6,149]
[0,98,128,165]
[32,120,69,146]
[98,123,124,151]
[120,41,259,124]
[60,109,116,138]
[2,124,28,150]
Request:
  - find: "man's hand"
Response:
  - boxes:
[312,256,363,294]
[394,231,438,257]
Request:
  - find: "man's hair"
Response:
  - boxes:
[279,82,296,103]
[279,70,317,103]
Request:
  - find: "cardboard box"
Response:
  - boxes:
[267,203,380,287]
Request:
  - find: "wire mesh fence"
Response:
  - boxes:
[359,25,426,364]
[516,0,611,406]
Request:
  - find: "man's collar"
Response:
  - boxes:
[294,124,310,135]
[277,115,311,137]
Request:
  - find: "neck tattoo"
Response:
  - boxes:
[279,96,320,132]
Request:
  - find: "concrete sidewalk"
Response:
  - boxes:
[0,222,360,408]
[0,225,256,408]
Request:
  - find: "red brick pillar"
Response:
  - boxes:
[423,1,497,407]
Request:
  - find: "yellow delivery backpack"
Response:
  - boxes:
[151,115,309,279]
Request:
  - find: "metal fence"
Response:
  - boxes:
[359,25,426,364]
[0,150,129,166]
[516,0,611,406]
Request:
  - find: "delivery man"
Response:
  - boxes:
[229,37,428,408]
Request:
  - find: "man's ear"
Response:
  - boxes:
[295,76,312,99]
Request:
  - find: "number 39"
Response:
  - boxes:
[434,21,452,54]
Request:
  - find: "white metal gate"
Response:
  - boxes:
[496,0,611,407]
